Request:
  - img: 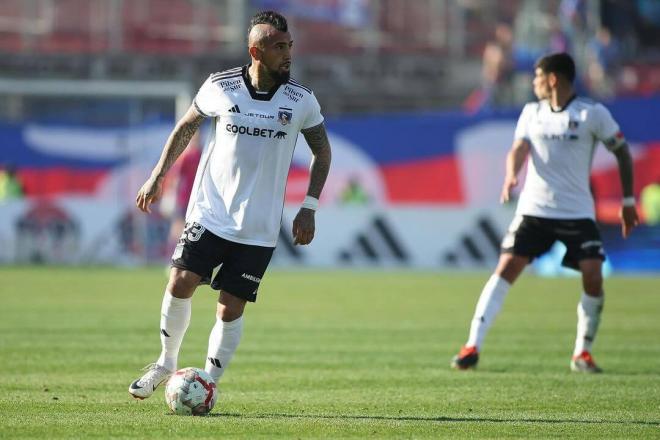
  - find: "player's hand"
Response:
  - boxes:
[292,208,315,245]
[500,175,518,203]
[620,205,639,239]
[135,176,164,214]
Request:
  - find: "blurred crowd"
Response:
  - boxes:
[1,0,658,118]
[1,0,659,204]
[469,0,660,112]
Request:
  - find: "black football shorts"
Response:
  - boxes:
[171,222,274,302]
[501,215,605,270]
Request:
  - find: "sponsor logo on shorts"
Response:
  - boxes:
[241,273,262,283]
[580,240,602,249]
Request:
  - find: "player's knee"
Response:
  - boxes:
[582,267,603,296]
[216,305,244,322]
[217,292,246,321]
[167,268,200,298]
[495,254,527,284]
[582,271,603,296]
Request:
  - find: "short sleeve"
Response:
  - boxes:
[591,103,620,143]
[193,75,221,118]
[513,103,533,141]
[301,93,324,130]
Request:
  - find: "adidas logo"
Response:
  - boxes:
[339,216,408,263]
[228,105,241,113]
[207,357,222,368]
[443,216,501,267]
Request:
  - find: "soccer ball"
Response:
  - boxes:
[165,367,217,416]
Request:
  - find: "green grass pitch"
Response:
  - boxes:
[0,267,658,438]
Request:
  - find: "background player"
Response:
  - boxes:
[451,52,638,373]
[129,10,332,398]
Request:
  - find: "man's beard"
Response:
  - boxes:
[269,67,290,84]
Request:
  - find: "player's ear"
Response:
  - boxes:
[548,72,558,87]
[249,45,261,60]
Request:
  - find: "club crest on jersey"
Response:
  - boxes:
[568,120,579,129]
[278,107,293,126]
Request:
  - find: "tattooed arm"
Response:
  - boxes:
[136,105,205,213]
[291,122,332,245]
[301,122,332,199]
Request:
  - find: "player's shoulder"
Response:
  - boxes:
[209,66,243,82]
[285,77,314,95]
[520,100,542,116]
[572,96,612,120]
[571,96,609,112]
[573,95,598,106]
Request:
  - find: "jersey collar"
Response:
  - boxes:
[242,64,285,101]
[550,94,577,113]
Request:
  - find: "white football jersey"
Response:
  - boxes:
[186,65,324,247]
[514,96,621,219]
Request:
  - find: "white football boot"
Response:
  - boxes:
[128,363,172,399]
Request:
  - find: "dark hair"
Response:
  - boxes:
[535,52,576,83]
[248,10,288,37]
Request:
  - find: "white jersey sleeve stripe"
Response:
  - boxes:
[193,99,210,117]
[287,79,312,94]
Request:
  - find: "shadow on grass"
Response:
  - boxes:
[208,412,659,426]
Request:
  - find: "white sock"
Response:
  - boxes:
[466,274,511,350]
[573,292,604,356]
[156,291,191,372]
[205,316,244,383]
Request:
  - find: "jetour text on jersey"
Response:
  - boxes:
[225,124,287,139]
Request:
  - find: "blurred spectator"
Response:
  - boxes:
[481,23,516,107]
[548,17,570,54]
[0,164,24,200]
[513,1,557,70]
[585,27,621,98]
[464,22,516,112]
[641,180,660,225]
[340,177,370,205]
[558,0,588,52]
[635,0,660,48]
[600,1,637,41]
[637,0,660,26]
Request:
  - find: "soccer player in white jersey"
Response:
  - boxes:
[128,10,332,399]
[451,53,639,373]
